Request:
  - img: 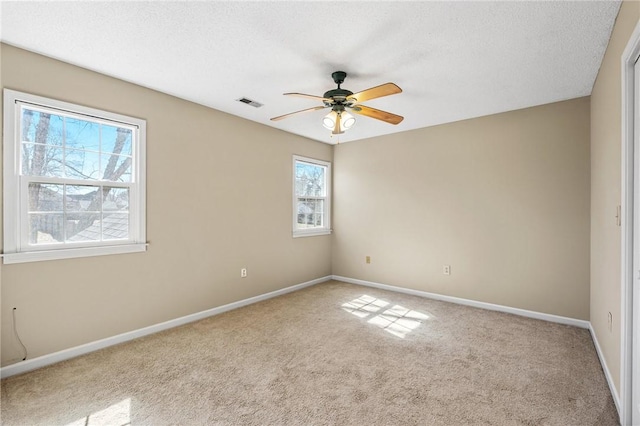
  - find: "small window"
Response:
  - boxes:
[293,155,331,237]
[3,89,147,263]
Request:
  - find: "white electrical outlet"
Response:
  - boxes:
[443,265,451,275]
[241,268,247,278]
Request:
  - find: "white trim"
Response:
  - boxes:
[621,19,640,426]
[0,275,332,379]
[331,275,590,329]
[2,88,147,264]
[590,323,622,416]
[292,229,332,238]
[2,243,147,264]
[4,89,20,254]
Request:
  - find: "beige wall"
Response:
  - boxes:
[333,97,591,320]
[0,44,332,366]
[591,0,640,398]
[1,4,631,382]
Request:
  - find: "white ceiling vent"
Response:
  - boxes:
[237,97,263,108]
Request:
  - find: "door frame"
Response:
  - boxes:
[621,19,640,426]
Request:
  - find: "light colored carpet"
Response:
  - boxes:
[1,280,618,425]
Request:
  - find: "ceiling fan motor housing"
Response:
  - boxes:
[331,71,347,85]
[325,71,352,102]
[323,88,353,102]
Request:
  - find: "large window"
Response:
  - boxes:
[293,155,331,237]
[3,89,146,263]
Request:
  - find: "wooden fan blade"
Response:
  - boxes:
[347,83,402,104]
[271,106,328,122]
[350,104,404,125]
[284,92,333,103]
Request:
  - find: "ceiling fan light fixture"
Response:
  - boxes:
[323,110,355,133]
[322,111,337,130]
[341,112,356,130]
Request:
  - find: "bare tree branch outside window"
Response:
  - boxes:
[23,108,132,243]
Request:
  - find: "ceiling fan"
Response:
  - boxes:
[271,71,403,135]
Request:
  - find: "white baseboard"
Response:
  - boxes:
[589,324,622,420]
[0,275,332,379]
[332,275,590,329]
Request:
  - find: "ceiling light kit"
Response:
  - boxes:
[271,71,403,135]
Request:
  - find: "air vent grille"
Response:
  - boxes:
[237,97,263,108]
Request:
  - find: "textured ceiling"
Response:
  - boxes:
[0,1,621,145]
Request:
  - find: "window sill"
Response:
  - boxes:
[2,243,148,264]
[292,229,332,238]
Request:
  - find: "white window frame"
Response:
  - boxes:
[3,89,147,264]
[292,155,331,238]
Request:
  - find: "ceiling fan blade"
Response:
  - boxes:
[270,106,328,122]
[284,92,333,103]
[347,83,402,104]
[350,105,404,125]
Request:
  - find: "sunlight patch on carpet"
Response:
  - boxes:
[65,398,131,426]
[342,295,430,338]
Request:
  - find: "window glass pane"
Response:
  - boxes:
[102,125,132,156]
[103,187,129,211]
[21,109,38,143]
[21,109,63,146]
[21,143,64,177]
[66,213,101,242]
[101,154,131,182]
[102,213,129,240]
[28,183,63,212]
[65,185,101,213]
[313,199,324,226]
[65,149,101,180]
[65,117,100,151]
[295,162,325,197]
[28,213,64,244]
[297,198,324,228]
